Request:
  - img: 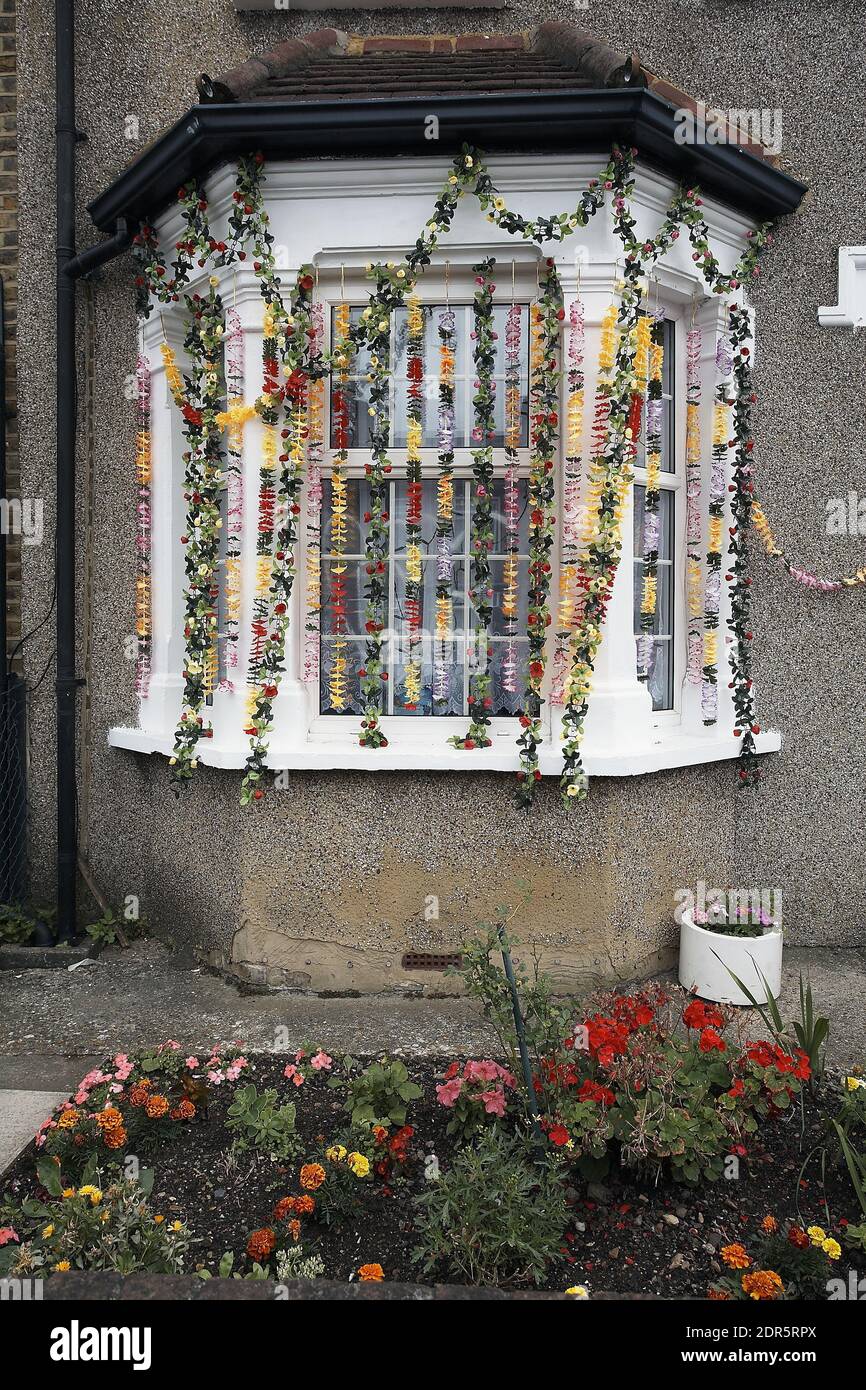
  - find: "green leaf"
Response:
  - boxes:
[37,1158,62,1197]
[139,1168,155,1197]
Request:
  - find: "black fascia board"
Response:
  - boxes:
[87,88,807,234]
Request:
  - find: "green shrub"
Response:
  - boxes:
[328,1057,421,1129]
[225,1085,300,1161]
[413,1130,567,1288]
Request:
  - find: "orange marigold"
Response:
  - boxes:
[741,1269,784,1301]
[358,1263,384,1282]
[170,1098,196,1121]
[761,1215,778,1234]
[96,1107,123,1131]
[721,1243,751,1270]
[103,1125,128,1149]
[145,1094,169,1119]
[707,1288,731,1300]
[246,1227,276,1261]
[287,1219,301,1244]
[128,1085,150,1108]
[57,1109,79,1130]
[273,1197,297,1221]
[299,1163,326,1191]
[294,1194,315,1216]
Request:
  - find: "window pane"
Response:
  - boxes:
[633,486,675,711]
[320,638,379,716]
[392,640,465,717]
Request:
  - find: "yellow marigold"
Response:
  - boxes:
[145,1094,169,1119]
[822,1238,841,1260]
[741,1269,784,1301]
[348,1152,370,1178]
[325,1145,347,1163]
[57,1109,79,1130]
[53,1261,71,1273]
[358,1262,384,1282]
[721,1243,751,1270]
[299,1163,326,1191]
[807,1225,826,1246]
[565,1285,589,1299]
[761,1215,778,1234]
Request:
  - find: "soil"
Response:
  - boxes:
[3,1055,864,1296]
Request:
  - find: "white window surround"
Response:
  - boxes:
[109,153,781,776]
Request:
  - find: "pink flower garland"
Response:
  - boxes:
[303,304,325,685]
[501,302,523,694]
[134,353,152,699]
[685,325,704,683]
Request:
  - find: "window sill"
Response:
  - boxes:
[107,725,782,777]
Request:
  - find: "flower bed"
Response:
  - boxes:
[1,972,864,1299]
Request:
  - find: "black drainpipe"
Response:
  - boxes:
[55,0,131,941]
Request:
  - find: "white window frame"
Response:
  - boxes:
[109,153,781,777]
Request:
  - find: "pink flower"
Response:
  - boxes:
[435,1079,463,1108]
[464,1060,500,1084]
[479,1088,506,1117]
[109,1083,124,1095]
[185,1057,199,1071]
[207,1069,224,1085]
[283,1064,304,1087]
[0,1228,19,1247]
[310,1051,332,1072]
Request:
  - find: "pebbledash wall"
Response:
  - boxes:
[16,1,866,993]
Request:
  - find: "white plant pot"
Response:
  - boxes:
[678,912,783,1006]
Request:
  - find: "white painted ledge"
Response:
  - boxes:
[818,247,866,329]
[108,724,781,778]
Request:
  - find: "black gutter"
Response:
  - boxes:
[87,88,807,235]
[55,0,133,943]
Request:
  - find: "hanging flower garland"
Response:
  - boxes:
[328,303,352,711]
[403,294,425,709]
[134,353,152,699]
[241,269,317,804]
[449,258,497,750]
[516,259,564,806]
[501,301,524,697]
[357,269,397,749]
[702,330,733,724]
[751,502,866,589]
[685,324,704,684]
[214,307,246,688]
[168,281,226,785]
[303,303,326,686]
[433,306,456,706]
[636,326,665,682]
[726,303,761,785]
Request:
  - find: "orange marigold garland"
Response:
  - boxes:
[402,293,425,709]
[134,353,152,698]
[636,325,665,682]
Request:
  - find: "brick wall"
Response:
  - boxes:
[0,0,17,669]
